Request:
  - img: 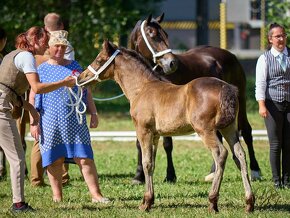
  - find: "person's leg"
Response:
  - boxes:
[282,103,290,187]
[265,100,284,187]
[46,157,65,202]
[61,163,70,185]
[74,157,108,202]
[0,117,25,203]
[30,140,45,186]
[0,147,6,178]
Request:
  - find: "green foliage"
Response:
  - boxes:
[0,0,164,67]
[267,0,290,44]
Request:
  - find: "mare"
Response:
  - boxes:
[129,14,261,183]
[77,40,255,213]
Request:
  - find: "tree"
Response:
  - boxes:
[266,0,290,44]
[0,0,164,66]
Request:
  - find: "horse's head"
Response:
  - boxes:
[77,40,119,87]
[129,13,178,75]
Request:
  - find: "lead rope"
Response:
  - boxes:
[61,87,86,124]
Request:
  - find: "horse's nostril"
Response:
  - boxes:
[170,60,177,69]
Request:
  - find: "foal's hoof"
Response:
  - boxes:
[139,203,151,211]
[245,195,255,213]
[250,170,262,181]
[208,203,219,213]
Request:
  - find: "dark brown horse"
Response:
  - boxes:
[77,40,255,213]
[129,14,261,183]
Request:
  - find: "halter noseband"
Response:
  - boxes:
[76,49,120,87]
[140,20,172,68]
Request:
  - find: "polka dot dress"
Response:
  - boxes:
[35,61,93,167]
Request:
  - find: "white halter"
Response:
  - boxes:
[140,20,172,69]
[75,49,120,87]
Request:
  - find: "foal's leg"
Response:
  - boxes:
[163,136,177,183]
[132,139,145,184]
[138,132,159,211]
[199,130,228,213]
[221,124,255,213]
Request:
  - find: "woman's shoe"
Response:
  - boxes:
[92,197,110,204]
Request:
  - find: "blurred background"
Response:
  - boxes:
[1,0,289,113]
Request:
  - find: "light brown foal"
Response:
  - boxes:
[77,40,255,213]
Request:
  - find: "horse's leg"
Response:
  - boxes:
[221,123,255,213]
[199,130,228,213]
[163,136,176,183]
[138,131,158,211]
[239,98,261,180]
[132,139,145,184]
[0,147,7,179]
[16,115,28,177]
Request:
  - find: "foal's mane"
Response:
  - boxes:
[117,46,169,82]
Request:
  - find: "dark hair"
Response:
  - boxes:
[0,27,7,40]
[268,22,286,37]
[15,26,49,54]
[266,22,286,50]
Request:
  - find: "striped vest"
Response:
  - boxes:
[265,48,290,102]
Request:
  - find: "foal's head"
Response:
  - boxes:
[77,40,118,86]
[130,13,178,74]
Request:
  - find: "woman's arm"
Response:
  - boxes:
[26,72,75,94]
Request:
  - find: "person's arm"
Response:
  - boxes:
[86,88,98,128]
[21,97,39,126]
[28,90,40,140]
[26,72,75,94]
[255,54,268,118]
[15,51,75,94]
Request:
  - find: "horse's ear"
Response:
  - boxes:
[155,13,165,23]
[103,39,110,52]
[146,14,153,24]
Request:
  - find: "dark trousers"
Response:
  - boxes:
[265,100,290,185]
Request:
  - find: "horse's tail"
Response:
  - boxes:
[216,83,239,129]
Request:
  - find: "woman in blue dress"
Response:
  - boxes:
[32,30,109,203]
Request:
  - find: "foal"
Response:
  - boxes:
[77,40,255,213]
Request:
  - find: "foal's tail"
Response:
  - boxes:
[216,84,239,129]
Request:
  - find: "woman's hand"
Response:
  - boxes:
[90,113,99,128]
[30,124,40,141]
[63,76,76,87]
[258,100,268,118]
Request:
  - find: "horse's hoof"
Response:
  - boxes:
[163,175,177,183]
[132,179,144,185]
[204,172,215,182]
[251,170,262,181]
[245,194,255,213]
[139,203,151,211]
[208,203,219,213]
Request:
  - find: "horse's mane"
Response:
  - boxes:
[117,46,169,82]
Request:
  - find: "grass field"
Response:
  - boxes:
[1,138,290,217]
[2,75,289,217]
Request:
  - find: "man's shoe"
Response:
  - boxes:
[11,202,35,213]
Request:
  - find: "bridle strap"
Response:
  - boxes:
[140,20,172,64]
[75,49,120,87]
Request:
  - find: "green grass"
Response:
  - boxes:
[1,140,290,217]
